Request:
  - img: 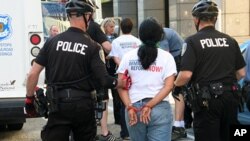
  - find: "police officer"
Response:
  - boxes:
[85,1,122,140]
[174,1,245,141]
[86,0,112,53]
[25,0,126,141]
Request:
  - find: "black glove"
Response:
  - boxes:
[35,88,44,97]
[34,88,48,118]
[172,86,182,101]
[25,95,37,117]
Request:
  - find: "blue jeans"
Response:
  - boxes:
[125,98,173,141]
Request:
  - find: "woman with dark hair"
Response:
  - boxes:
[117,17,177,141]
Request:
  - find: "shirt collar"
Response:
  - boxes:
[68,27,85,33]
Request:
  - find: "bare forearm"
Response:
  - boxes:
[26,74,39,96]
[147,75,175,108]
[174,71,192,86]
[26,62,44,96]
[102,41,111,53]
[118,88,131,107]
[117,73,131,107]
[113,57,120,66]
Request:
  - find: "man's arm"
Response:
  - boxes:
[113,56,121,66]
[146,74,175,108]
[26,62,44,97]
[174,70,193,86]
[87,21,111,53]
[101,41,112,53]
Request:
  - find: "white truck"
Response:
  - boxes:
[0,0,115,131]
[0,0,45,130]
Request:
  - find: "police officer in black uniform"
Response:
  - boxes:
[25,0,126,141]
[85,1,122,140]
[174,1,245,141]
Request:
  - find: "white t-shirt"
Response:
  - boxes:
[117,48,177,103]
[109,34,142,59]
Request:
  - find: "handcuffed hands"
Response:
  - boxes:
[140,105,151,124]
[127,105,138,126]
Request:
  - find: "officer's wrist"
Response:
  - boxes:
[26,95,34,99]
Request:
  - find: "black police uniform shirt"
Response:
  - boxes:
[87,20,107,45]
[87,21,117,76]
[181,26,245,84]
[35,27,111,91]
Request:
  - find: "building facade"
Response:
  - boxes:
[103,0,250,43]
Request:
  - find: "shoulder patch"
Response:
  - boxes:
[99,48,106,63]
[181,43,187,56]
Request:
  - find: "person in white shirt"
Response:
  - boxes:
[117,17,176,141]
[108,17,141,140]
[109,18,141,65]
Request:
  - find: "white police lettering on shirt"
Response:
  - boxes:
[56,41,88,55]
[200,38,229,49]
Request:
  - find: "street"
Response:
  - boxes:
[0,94,194,141]
[0,95,249,141]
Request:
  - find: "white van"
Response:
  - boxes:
[0,0,45,130]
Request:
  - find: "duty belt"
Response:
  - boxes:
[56,88,91,99]
[193,82,235,91]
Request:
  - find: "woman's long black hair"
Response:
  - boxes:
[138,17,163,69]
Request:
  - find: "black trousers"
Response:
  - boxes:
[193,92,239,141]
[103,88,121,124]
[41,98,96,141]
[184,102,193,128]
[111,88,121,124]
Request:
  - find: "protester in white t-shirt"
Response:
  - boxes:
[109,18,141,65]
[108,17,141,140]
[117,17,176,141]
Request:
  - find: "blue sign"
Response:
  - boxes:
[0,14,12,42]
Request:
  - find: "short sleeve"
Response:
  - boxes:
[117,54,129,74]
[35,40,50,66]
[162,53,177,80]
[234,39,246,70]
[87,21,107,44]
[180,39,196,72]
[109,40,120,57]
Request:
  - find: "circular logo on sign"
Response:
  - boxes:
[0,14,12,42]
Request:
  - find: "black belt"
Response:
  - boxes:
[56,89,91,99]
[192,82,235,92]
